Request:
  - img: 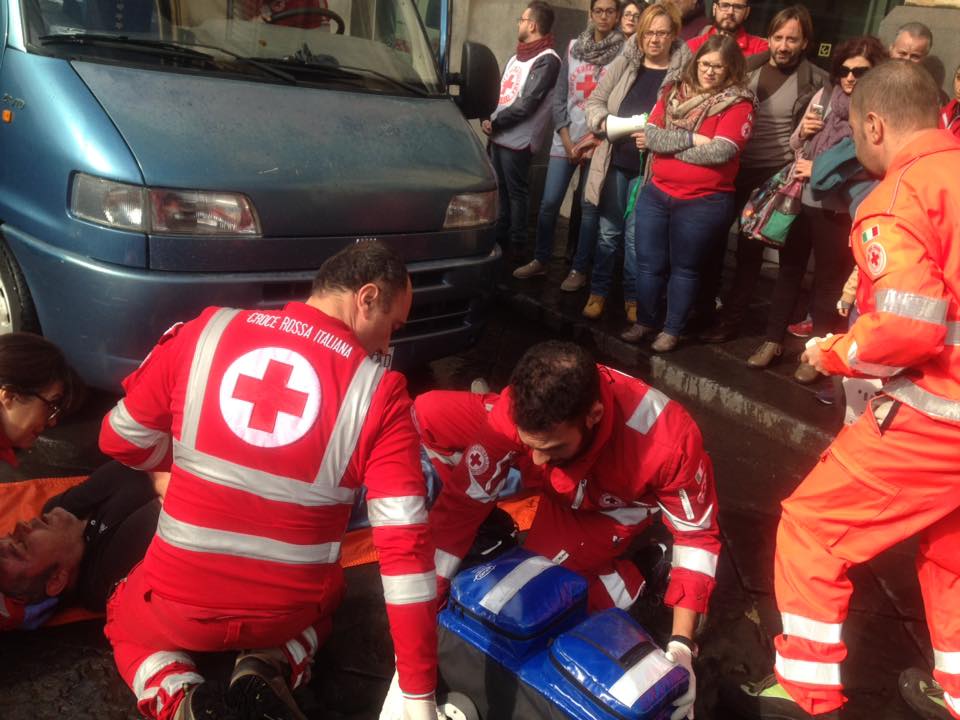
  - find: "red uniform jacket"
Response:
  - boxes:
[687,25,768,57]
[422,367,721,614]
[100,302,437,697]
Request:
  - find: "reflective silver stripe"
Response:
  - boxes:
[381,571,437,605]
[671,545,718,578]
[846,341,903,378]
[180,308,240,450]
[133,651,195,699]
[947,692,960,714]
[601,505,656,526]
[626,388,671,434]
[659,503,714,533]
[173,441,356,507]
[935,649,960,675]
[598,571,641,610]
[423,446,463,467]
[367,496,428,527]
[884,377,960,422]
[479,555,554,614]
[946,322,960,346]
[302,626,319,654]
[875,289,948,325]
[160,672,204,698]
[285,637,308,666]
[314,358,384,485]
[608,647,676,708]
[775,652,841,686]
[781,613,842,644]
[109,399,168,449]
[435,549,461,580]
[157,509,340,565]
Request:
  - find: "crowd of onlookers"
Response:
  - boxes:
[484,0,960,401]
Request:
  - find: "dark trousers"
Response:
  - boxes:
[635,183,736,335]
[764,206,854,343]
[705,164,785,323]
[490,142,532,249]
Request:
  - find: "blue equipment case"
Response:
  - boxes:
[438,550,690,719]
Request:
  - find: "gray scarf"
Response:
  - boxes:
[571,25,625,67]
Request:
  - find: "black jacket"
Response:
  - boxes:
[746,52,828,130]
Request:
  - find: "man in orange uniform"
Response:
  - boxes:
[727,61,960,720]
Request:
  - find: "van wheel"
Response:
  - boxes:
[438,692,480,720]
[0,235,39,334]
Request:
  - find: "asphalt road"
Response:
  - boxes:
[0,306,931,719]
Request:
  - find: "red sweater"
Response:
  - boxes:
[687,25,768,57]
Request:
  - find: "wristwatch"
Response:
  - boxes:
[669,634,699,658]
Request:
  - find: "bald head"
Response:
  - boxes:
[851,60,939,133]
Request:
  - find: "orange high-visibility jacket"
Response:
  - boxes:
[819,130,960,423]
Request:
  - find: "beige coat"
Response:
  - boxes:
[583,37,690,206]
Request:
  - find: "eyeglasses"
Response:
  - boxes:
[715,2,748,12]
[622,11,641,20]
[840,65,870,79]
[592,7,618,17]
[517,15,534,24]
[643,30,672,39]
[698,60,726,73]
[21,390,63,424]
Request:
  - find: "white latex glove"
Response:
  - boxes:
[664,640,696,720]
[379,671,441,720]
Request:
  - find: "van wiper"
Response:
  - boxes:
[267,44,429,96]
[37,33,297,85]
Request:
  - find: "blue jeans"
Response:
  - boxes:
[490,143,532,248]
[634,183,735,335]
[589,166,637,300]
[535,156,599,267]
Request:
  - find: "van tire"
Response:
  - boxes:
[438,692,480,720]
[0,234,39,335]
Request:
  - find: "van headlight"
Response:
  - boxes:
[70,173,261,236]
[443,190,497,229]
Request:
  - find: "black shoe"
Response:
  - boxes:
[228,654,308,720]
[719,673,841,719]
[698,318,741,344]
[899,668,953,719]
[632,542,671,606]
[174,682,235,720]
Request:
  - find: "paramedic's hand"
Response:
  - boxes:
[481,120,493,136]
[665,640,696,720]
[801,334,834,375]
[403,698,440,720]
[379,671,441,720]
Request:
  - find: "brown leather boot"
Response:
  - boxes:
[747,341,783,368]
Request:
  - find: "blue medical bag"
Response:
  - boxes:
[519,609,690,720]
[439,548,588,671]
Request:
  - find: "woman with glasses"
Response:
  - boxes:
[578,2,690,323]
[0,333,74,463]
[618,2,645,40]
[624,35,755,352]
[748,36,887,385]
[512,0,624,284]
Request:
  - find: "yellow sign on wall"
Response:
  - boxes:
[818,42,832,57]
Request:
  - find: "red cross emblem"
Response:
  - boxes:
[220,347,321,448]
[575,71,597,98]
[865,242,887,277]
[465,444,489,477]
[233,360,309,433]
[499,66,522,105]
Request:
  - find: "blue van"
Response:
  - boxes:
[0,0,500,389]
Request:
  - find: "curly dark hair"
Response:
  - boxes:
[509,341,600,432]
[830,35,887,84]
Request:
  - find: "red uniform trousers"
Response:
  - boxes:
[422,391,646,612]
[773,398,960,716]
[105,564,340,720]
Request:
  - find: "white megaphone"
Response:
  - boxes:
[606,113,649,142]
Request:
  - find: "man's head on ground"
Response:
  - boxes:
[0,508,85,604]
[509,341,603,467]
[766,5,812,71]
[889,22,932,63]
[0,333,75,450]
[711,0,750,36]
[519,0,554,43]
[309,240,412,356]
[850,60,940,176]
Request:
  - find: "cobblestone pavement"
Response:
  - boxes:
[0,305,932,719]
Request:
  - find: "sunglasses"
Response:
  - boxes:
[840,65,870,79]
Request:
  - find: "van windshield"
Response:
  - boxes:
[23,0,443,95]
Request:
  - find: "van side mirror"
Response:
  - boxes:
[448,42,499,120]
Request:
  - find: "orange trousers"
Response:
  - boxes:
[774,397,960,716]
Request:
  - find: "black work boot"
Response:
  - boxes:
[899,668,954,719]
[173,682,235,720]
[719,673,841,719]
[227,653,308,720]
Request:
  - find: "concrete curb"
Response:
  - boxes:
[497,284,834,453]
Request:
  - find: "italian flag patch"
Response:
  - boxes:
[861,225,880,243]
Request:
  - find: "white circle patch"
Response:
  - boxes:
[220,347,321,448]
[865,242,887,277]
[465,444,490,477]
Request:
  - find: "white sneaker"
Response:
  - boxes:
[560,270,586,292]
[512,259,546,279]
